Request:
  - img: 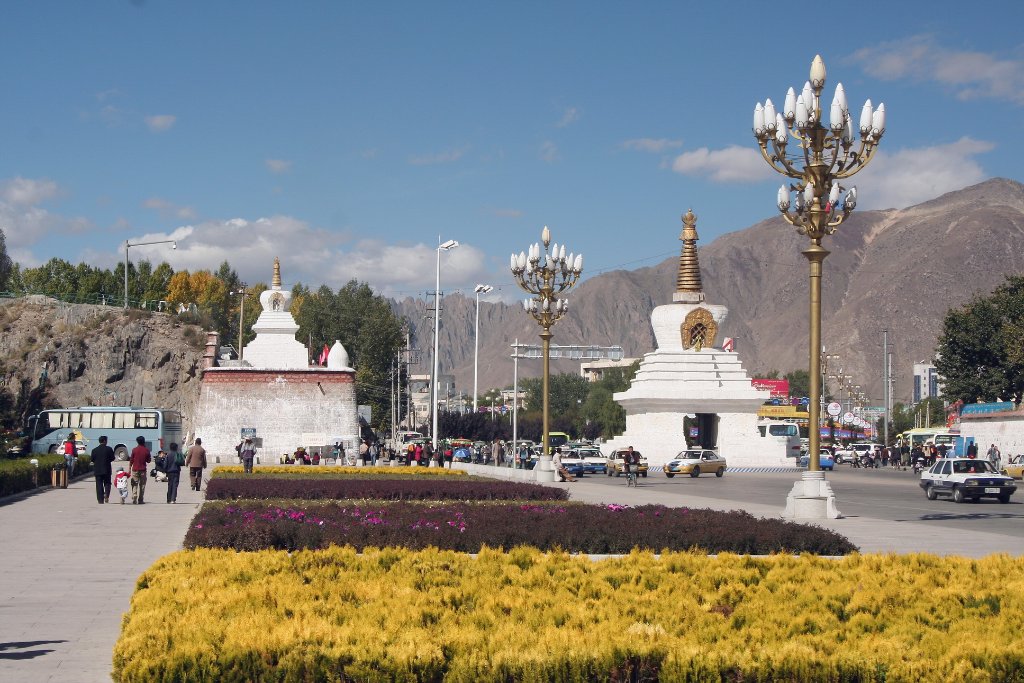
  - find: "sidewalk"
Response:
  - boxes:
[0,474,204,683]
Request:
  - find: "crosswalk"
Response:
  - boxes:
[645,465,800,474]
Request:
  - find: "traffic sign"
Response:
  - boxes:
[843,412,854,424]
[827,402,841,417]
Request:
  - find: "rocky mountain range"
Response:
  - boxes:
[392,178,1024,406]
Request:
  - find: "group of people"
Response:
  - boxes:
[90,435,207,505]
[836,441,1005,471]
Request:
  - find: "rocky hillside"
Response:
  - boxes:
[394,178,1024,404]
[0,297,206,435]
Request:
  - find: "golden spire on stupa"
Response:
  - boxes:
[272,257,282,289]
[674,209,705,302]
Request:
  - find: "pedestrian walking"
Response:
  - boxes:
[91,435,116,504]
[63,433,78,477]
[238,437,257,474]
[185,438,207,491]
[113,467,130,504]
[369,440,379,466]
[987,443,1002,471]
[165,442,184,503]
[128,436,151,504]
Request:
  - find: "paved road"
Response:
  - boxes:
[593,466,1024,539]
[559,466,1024,555]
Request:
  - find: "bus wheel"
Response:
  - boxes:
[114,446,129,461]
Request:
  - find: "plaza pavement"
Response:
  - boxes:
[1,464,1021,683]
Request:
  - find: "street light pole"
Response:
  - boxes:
[510,226,582,481]
[230,285,247,361]
[431,238,459,452]
[472,284,492,412]
[753,55,885,519]
[124,238,177,309]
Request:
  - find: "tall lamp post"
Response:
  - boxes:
[229,284,247,361]
[125,238,177,309]
[510,226,582,480]
[753,54,885,518]
[472,284,492,412]
[431,238,459,451]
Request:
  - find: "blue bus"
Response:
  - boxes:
[29,407,183,460]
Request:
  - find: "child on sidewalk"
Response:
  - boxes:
[113,467,130,504]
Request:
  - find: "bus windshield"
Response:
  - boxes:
[31,407,182,460]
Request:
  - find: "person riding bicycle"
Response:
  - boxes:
[622,446,640,477]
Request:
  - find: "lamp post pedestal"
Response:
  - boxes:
[782,470,842,519]
[534,455,556,482]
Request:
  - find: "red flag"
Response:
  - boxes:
[319,344,330,366]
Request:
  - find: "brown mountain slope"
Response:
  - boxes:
[393,178,1024,405]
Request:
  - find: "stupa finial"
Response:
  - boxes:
[272,257,282,289]
[675,209,704,300]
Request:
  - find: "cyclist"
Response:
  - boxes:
[623,446,640,484]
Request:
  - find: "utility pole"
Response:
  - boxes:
[883,329,889,445]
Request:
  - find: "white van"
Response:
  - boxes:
[757,420,803,459]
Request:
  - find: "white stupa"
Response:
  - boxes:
[241,257,308,368]
[603,210,791,468]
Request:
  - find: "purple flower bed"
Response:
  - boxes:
[204,477,569,502]
[184,501,857,555]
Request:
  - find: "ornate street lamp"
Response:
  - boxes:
[510,226,582,480]
[753,54,886,518]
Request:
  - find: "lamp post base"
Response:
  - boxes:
[534,455,556,483]
[782,470,842,519]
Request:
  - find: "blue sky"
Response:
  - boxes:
[2,1,1022,300]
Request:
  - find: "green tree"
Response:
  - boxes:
[784,369,811,398]
[579,362,640,439]
[0,228,12,291]
[935,276,1024,405]
[520,373,591,428]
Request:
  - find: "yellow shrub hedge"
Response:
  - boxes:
[113,549,1024,682]
[212,465,467,477]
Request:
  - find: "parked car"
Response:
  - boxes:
[665,450,726,478]
[798,450,835,471]
[571,445,606,474]
[606,449,649,477]
[919,458,1017,504]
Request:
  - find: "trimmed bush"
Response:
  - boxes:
[184,501,856,555]
[204,476,569,502]
[0,454,93,497]
[114,548,1024,682]
[212,465,467,477]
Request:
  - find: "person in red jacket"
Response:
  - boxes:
[128,435,152,504]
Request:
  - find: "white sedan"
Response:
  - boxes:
[919,458,1017,503]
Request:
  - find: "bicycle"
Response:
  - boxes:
[624,466,639,487]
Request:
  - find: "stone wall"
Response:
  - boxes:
[193,368,359,462]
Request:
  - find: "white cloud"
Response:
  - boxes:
[105,216,493,297]
[622,138,683,153]
[556,107,579,127]
[0,177,59,206]
[0,177,82,251]
[408,146,467,165]
[265,159,292,174]
[539,141,559,163]
[669,145,772,182]
[142,197,197,221]
[145,114,177,132]
[849,36,1024,105]
[854,137,994,210]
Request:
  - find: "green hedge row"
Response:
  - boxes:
[0,454,93,497]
